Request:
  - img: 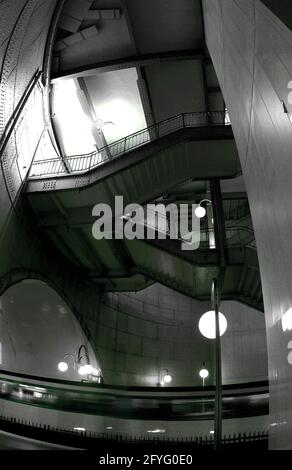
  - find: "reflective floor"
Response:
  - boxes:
[0,430,74,450]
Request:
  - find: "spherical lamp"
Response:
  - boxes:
[163,374,172,384]
[199,369,209,380]
[198,311,227,339]
[195,206,207,219]
[58,361,68,372]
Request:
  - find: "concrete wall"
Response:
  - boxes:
[0,278,267,387]
[145,60,206,122]
[97,284,267,387]
[202,0,292,449]
[0,281,97,380]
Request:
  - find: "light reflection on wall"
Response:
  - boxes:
[52,68,148,158]
[282,307,292,332]
[85,68,148,145]
[52,79,96,156]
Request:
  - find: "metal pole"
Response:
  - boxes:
[212,278,222,450]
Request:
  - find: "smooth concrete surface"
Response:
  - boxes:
[0,281,97,381]
[0,430,74,450]
[203,0,292,449]
[0,279,267,387]
[98,284,267,386]
[145,60,206,122]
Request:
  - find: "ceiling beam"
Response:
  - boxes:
[120,0,155,129]
[51,49,204,81]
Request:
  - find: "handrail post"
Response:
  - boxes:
[89,151,94,170]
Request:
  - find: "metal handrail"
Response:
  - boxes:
[29,110,231,178]
[0,413,268,447]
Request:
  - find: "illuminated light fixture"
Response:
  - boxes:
[78,364,93,376]
[199,368,209,387]
[33,391,43,399]
[199,311,227,339]
[282,307,292,332]
[164,374,172,384]
[57,345,98,381]
[195,199,212,219]
[195,206,207,219]
[58,361,68,372]
[160,369,172,386]
[199,363,209,386]
[210,430,215,435]
[199,369,209,379]
[106,426,113,430]
[74,427,86,432]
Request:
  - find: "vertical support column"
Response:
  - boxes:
[212,278,222,450]
[210,179,228,267]
[210,179,226,449]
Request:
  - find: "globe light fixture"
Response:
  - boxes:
[198,311,227,339]
[58,361,68,372]
[164,374,172,384]
[195,206,207,219]
[195,199,212,219]
[160,369,172,386]
[57,345,99,382]
[199,368,209,386]
[199,369,209,380]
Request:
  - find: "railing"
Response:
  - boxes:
[0,414,269,449]
[122,203,254,251]
[29,110,231,178]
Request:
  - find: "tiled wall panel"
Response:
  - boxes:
[203,0,292,449]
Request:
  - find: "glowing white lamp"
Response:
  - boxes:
[78,364,93,376]
[164,374,172,384]
[58,361,68,372]
[195,206,207,219]
[199,368,209,386]
[195,199,212,219]
[160,369,172,386]
[199,311,227,339]
[199,369,209,379]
